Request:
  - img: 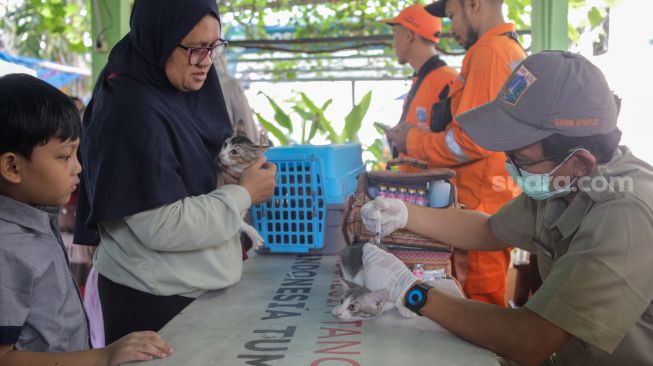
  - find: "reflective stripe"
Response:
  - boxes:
[508,60,522,71]
[508,58,525,72]
[445,129,471,163]
[457,74,466,84]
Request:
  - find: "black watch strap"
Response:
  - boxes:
[404,282,433,316]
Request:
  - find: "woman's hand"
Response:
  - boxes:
[221,168,240,185]
[239,156,277,205]
[103,331,173,366]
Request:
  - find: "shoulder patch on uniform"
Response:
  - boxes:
[416,107,427,122]
[501,64,537,106]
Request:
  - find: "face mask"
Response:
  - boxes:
[506,151,580,201]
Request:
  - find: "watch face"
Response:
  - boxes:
[406,288,425,306]
[405,283,432,315]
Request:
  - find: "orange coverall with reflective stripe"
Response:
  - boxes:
[399,63,459,132]
[406,23,526,306]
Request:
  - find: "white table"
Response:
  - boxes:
[136,254,499,366]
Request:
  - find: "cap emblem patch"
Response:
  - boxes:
[502,65,537,106]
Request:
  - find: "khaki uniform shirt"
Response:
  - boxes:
[489,147,653,366]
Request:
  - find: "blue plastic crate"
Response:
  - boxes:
[264,143,365,204]
[252,143,365,253]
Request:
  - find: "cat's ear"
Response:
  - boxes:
[338,277,350,290]
[339,277,361,291]
[235,119,248,137]
[259,129,273,147]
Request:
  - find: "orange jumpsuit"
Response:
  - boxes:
[406,23,526,306]
[398,56,458,133]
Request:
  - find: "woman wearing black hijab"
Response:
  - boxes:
[74,0,276,343]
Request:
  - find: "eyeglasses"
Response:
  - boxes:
[505,152,557,176]
[177,39,228,66]
[505,148,585,177]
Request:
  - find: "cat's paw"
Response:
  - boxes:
[241,222,265,251]
[251,233,264,251]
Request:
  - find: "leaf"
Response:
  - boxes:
[343,90,372,143]
[299,92,320,113]
[301,119,307,144]
[293,99,320,143]
[318,114,338,143]
[567,24,581,43]
[587,7,604,29]
[256,112,288,145]
[307,119,320,143]
[300,92,338,142]
[367,139,385,158]
[292,105,314,122]
[321,99,333,111]
[257,91,293,133]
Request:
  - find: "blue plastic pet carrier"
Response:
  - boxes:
[252,143,365,253]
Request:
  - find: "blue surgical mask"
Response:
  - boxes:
[506,151,580,201]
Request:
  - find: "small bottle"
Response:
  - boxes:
[416,189,428,206]
[407,189,418,205]
[388,186,398,199]
[412,264,425,279]
[377,185,388,199]
[428,180,451,208]
[398,187,408,202]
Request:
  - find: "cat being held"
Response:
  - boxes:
[332,243,396,321]
[216,120,272,250]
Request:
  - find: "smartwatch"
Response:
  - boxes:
[404,282,433,316]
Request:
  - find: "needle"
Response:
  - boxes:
[374,208,381,245]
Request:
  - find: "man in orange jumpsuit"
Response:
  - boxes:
[382,4,458,139]
[386,0,526,306]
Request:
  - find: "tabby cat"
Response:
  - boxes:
[216,120,271,250]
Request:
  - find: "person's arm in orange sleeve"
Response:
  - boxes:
[406,119,491,167]
[405,45,515,168]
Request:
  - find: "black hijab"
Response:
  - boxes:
[74,0,232,245]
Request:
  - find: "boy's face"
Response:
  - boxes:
[0,138,81,206]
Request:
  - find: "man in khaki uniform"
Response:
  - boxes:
[358,51,653,365]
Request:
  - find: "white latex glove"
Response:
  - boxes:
[360,197,408,237]
[362,243,419,317]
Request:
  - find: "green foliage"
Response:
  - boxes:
[255,90,373,145]
[256,90,387,170]
[0,0,90,63]
[365,137,388,171]
[587,6,604,28]
[255,111,289,145]
[343,91,372,143]
[0,0,618,83]
[259,91,293,132]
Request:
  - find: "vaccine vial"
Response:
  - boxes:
[388,186,398,199]
[398,187,408,202]
[407,189,418,205]
[377,185,388,199]
[416,189,428,206]
[412,263,425,279]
